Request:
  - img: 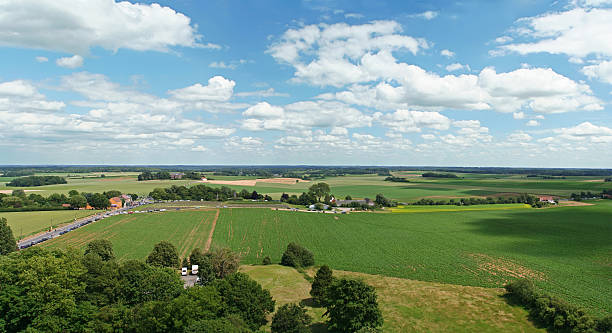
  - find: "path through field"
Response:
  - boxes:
[204,209,220,252]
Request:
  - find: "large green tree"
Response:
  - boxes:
[209,247,241,279]
[271,303,311,333]
[89,193,109,209]
[323,278,383,333]
[146,241,180,269]
[69,194,88,209]
[308,182,331,202]
[0,217,17,255]
[310,265,334,305]
[84,239,115,261]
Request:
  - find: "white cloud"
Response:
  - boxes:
[526,120,540,126]
[440,49,455,58]
[234,88,289,97]
[513,112,525,119]
[555,121,612,136]
[345,13,364,19]
[56,55,83,68]
[494,36,512,44]
[168,76,235,102]
[243,102,284,119]
[35,56,48,63]
[508,131,532,142]
[497,7,612,59]
[375,110,451,132]
[421,134,436,140]
[268,20,429,87]
[582,60,612,85]
[408,11,439,20]
[191,145,208,152]
[209,59,249,70]
[0,0,213,55]
[445,63,470,72]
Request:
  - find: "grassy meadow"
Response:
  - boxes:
[1,209,101,240]
[241,265,544,333]
[44,202,612,315]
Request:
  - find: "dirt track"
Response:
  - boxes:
[204,209,220,252]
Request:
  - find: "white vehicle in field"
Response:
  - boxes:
[181,267,188,276]
[191,265,198,275]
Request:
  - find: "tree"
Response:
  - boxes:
[308,182,331,202]
[181,257,189,268]
[212,273,275,330]
[84,239,115,261]
[11,189,26,198]
[0,217,17,255]
[262,256,271,265]
[310,265,333,304]
[89,193,109,209]
[69,194,88,209]
[209,247,241,279]
[271,303,312,333]
[68,189,80,196]
[146,241,179,269]
[281,243,314,268]
[189,248,206,266]
[323,278,383,333]
[103,190,122,199]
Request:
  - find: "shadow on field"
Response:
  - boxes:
[465,207,611,258]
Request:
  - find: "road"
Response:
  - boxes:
[17,198,153,249]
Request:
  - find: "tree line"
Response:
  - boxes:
[137,171,203,181]
[421,172,459,179]
[0,189,136,212]
[384,176,410,182]
[410,194,548,208]
[570,190,612,200]
[6,175,67,187]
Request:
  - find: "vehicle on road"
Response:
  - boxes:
[191,265,198,275]
[181,267,188,276]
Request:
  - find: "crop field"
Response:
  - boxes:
[210,203,612,315]
[1,209,101,239]
[42,209,219,260]
[241,265,543,332]
[390,203,531,213]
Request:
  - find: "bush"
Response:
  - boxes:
[262,256,271,265]
[84,239,115,261]
[209,247,240,279]
[504,279,605,332]
[271,303,312,333]
[281,243,314,268]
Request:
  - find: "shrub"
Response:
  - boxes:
[84,239,115,261]
[271,303,311,333]
[262,256,271,265]
[281,243,314,268]
[146,241,179,269]
[209,247,240,279]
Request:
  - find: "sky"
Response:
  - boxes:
[1,0,612,167]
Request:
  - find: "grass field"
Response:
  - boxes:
[390,203,531,213]
[42,203,612,315]
[241,265,543,332]
[42,209,219,260]
[1,210,102,240]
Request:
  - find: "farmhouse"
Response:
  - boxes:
[109,196,122,209]
[537,195,556,204]
[170,172,185,179]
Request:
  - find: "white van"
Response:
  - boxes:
[191,265,198,275]
[181,267,188,276]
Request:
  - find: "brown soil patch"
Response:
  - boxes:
[469,253,545,284]
[558,201,594,206]
[0,189,43,194]
[582,179,605,182]
[204,209,220,252]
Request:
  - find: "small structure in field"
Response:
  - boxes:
[109,197,123,209]
[170,172,185,180]
[537,195,556,204]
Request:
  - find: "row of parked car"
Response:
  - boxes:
[18,199,153,250]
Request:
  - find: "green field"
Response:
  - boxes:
[42,209,219,260]
[242,265,543,332]
[1,210,102,239]
[44,202,612,315]
[390,203,531,213]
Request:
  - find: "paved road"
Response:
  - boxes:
[18,199,153,249]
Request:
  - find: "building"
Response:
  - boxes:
[109,197,123,210]
[537,195,556,203]
[170,172,185,180]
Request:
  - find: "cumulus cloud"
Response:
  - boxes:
[408,11,439,20]
[35,56,48,63]
[56,55,84,68]
[440,49,455,58]
[268,20,429,87]
[209,59,249,70]
[582,60,612,85]
[375,110,451,132]
[445,63,470,72]
[243,102,284,119]
[0,0,214,55]
[168,76,235,102]
[496,7,612,59]
[513,112,525,119]
[526,120,540,126]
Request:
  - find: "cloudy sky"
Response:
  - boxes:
[1,0,612,167]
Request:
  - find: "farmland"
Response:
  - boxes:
[242,265,543,332]
[44,201,612,316]
[42,209,219,260]
[1,209,101,239]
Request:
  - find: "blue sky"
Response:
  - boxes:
[1,0,611,167]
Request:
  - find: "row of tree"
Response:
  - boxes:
[421,172,459,178]
[0,189,135,212]
[6,175,67,187]
[570,191,612,200]
[410,194,544,207]
[384,176,410,182]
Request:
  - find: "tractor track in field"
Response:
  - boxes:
[204,209,220,252]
